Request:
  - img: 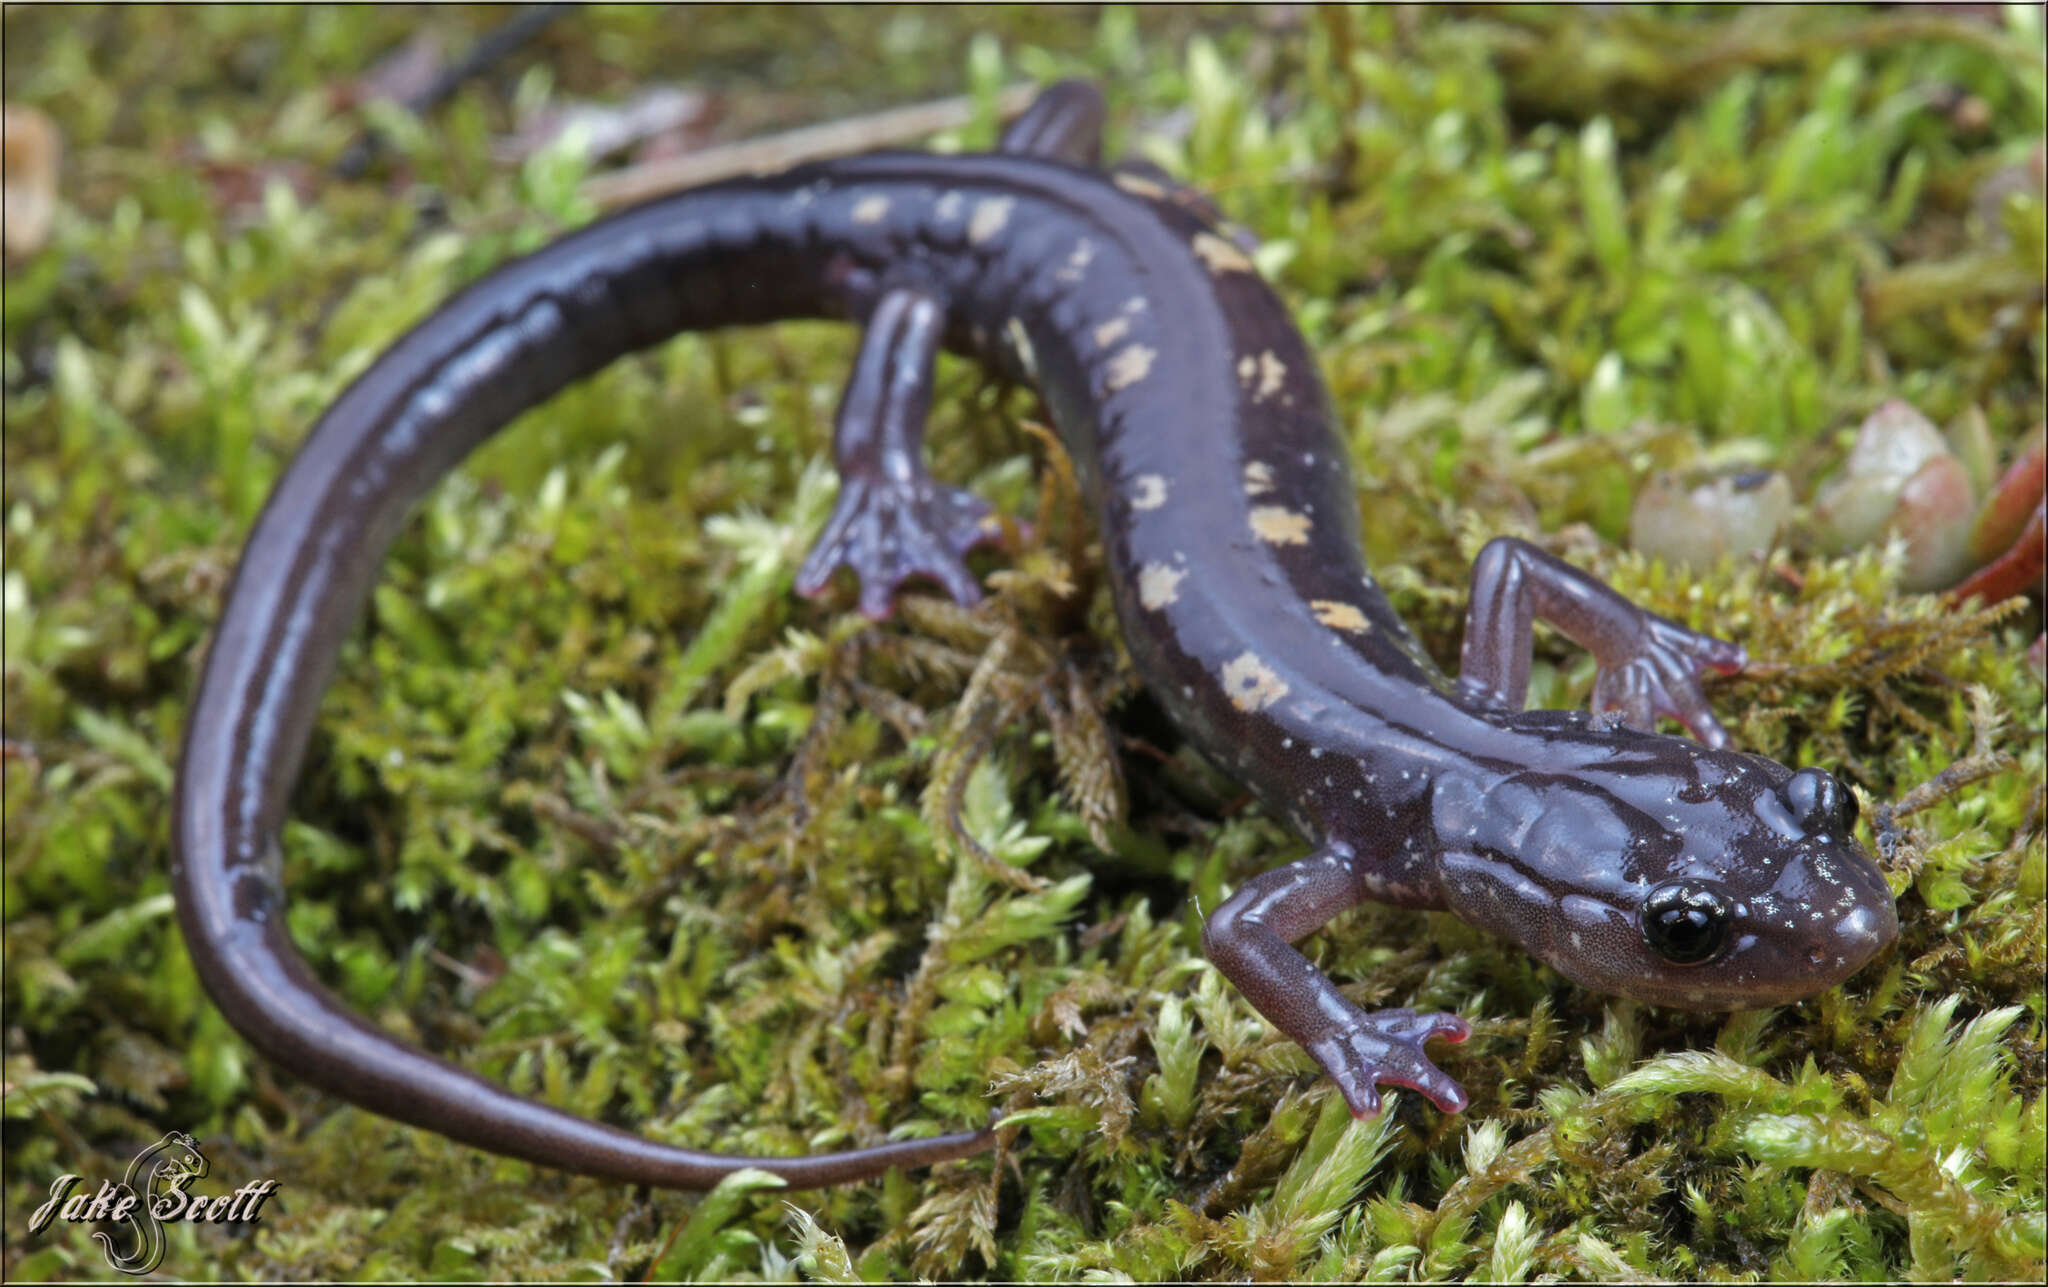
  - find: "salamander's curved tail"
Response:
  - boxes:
[173,85,1107,1190]
[166,174,988,1189]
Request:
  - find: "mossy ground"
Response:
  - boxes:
[4,5,2043,1281]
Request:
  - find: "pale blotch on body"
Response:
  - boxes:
[1192,232,1255,275]
[1005,318,1037,379]
[1113,172,1168,201]
[1093,316,1131,349]
[1105,344,1157,392]
[850,194,891,225]
[1249,505,1313,546]
[1243,460,1275,496]
[1222,651,1290,712]
[1254,351,1286,402]
[1131,474,1169,510]
[1055,237,1096,284]
[1311,600,1372,633]
[1138,562,1186,609]
[968,196,1015,244]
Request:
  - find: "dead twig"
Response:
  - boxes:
[583,84,1037,208]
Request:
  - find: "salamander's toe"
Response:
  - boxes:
[1305,1007,1472,1120]
[798,476,1003,618]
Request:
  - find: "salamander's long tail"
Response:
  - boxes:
[176,82,1109,1192]
[174,83,1109,1192]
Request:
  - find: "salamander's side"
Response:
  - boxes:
[173,145,1499,1187]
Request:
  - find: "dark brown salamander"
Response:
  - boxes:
[172,82,1898,1189]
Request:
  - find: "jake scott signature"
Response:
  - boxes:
[26,1132,279,1275]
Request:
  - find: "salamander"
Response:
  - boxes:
[172,81,1899,1190]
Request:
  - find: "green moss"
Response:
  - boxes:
[4,5,2042,1281]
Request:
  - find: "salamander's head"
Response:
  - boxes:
[1430,715,1896,1010]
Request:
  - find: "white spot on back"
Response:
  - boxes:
[1311,600,1371,633]
[1138,562,1186,609]
[1221,652,1289,712]
[1249,506,1312,546]
[1105,344,1156,392]
[1114,172,1168,200]
[1192,232,1254,275]
[1005,317,1037,379]
[969,197,1015,244]
[1254,351,1286,402]
[1056,237,1096,284]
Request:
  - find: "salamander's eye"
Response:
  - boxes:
[1785,766,1858,834]
[1642,881,1732,966]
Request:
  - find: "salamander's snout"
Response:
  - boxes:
[1806,886,1898,980]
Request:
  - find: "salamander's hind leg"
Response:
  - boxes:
[998,80,1105,164]
[1456,536,1747,748]
[1202,846,1470,1118]
[795,287,1004,620]
[799,84,1112,620]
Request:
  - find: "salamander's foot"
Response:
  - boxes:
[795,476,1003,619]
[1592,618,1746,751]
[1303,1007,1471,1119]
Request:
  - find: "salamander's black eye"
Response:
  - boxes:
[1642,881,1732,966]
[1785,766,1857,834]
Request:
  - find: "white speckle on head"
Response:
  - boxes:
[935,190,964,220]
[1114,172,1167,200]
[1221,652,1289,712]
[1243,460,1275,496]
[1192,231,1254,274]
[1570,932,1583,949]
[1105,344,1157,391]
[1124,296,1148,315]
[1138,562,1186,610]
[969,196,1015,244]
[1131,474,1168,510]
[1249,506,1312,546]
[1311,600,1371,633]
[1094,316,1131,350]
[851,194,890,224]
[1004,317,1037,379]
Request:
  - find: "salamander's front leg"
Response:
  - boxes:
[1456,536,1746,748]
[1202,846,1470,1118]
[795,287,1004,619]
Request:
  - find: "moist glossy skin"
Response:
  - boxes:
[172,82,1899,1190]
